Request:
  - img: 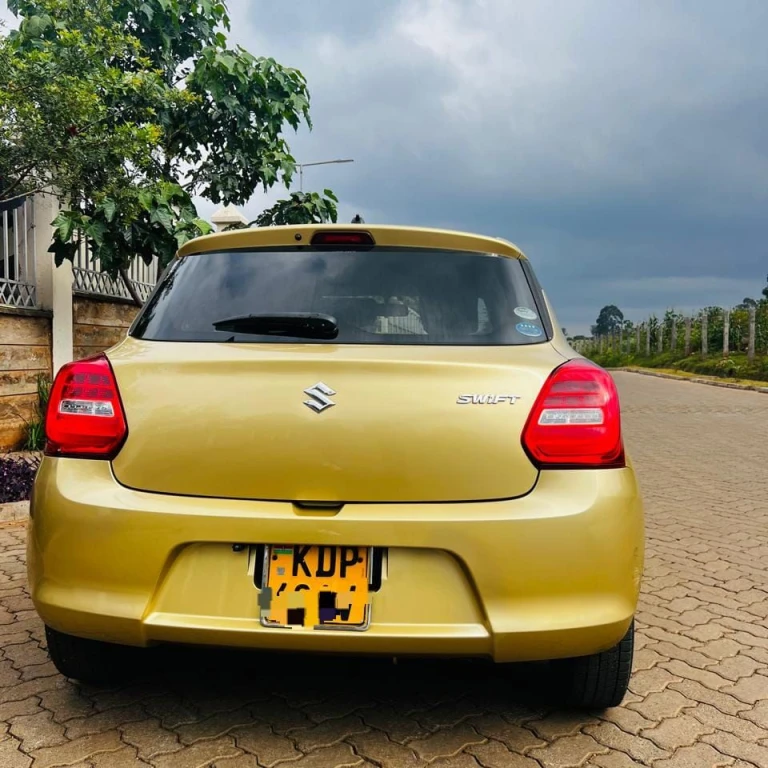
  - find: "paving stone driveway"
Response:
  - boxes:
[1,372,767,768]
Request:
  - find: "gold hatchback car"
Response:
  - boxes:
[28,225,643,709]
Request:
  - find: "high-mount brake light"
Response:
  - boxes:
[310,231,376,247]
[522,359,624,469]
[45,355,127,460]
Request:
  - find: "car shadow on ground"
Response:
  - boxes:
[79,644,567,720]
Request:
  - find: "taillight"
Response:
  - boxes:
[522,359,624,469]
[45,355,127,459]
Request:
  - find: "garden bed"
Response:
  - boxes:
[0,452,41,504]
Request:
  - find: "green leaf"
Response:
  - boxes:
[52,212,76,244]
[85,219,108,247]
[215,52,237,74]
[193,218,213,235]
[48,238,77,267]
[22,14,52,39]
[150,206,174,233]
[101,199,117,223]
[138,191,155,211]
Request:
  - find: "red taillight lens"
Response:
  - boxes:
[522,359,624,469]
[45,355,127,459]
[310,231,375,247]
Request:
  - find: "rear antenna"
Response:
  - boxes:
[351,214,365,224]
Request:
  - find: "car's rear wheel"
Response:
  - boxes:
[553,620,634,709]
[45,625,137,684]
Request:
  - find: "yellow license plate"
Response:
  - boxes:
[261,545,372,630]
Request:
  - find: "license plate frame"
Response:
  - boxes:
[260,545,373,631]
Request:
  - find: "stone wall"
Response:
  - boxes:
[0,308,52,450]
[0,297,141,451]
[73,296,141,362]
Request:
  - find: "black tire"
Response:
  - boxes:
[553,620,634,709]
[45,625,138,684]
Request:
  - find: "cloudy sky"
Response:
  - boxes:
[4,1,767,333]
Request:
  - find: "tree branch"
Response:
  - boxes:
[0,186,47,205]
[0,163,38,198]
[119,268,143,307]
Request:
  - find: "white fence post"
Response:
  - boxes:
[32,194,74,373]
[748,306,756,362]
[684,317,692,356]
[722,309,730,358]
[701,312,708,356]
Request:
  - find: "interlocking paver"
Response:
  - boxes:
[467,739,542,767]
[627,666,682,696]
[721,674,768,705]
[0,734,33,768]
[528,734,609,767]
[120,718,181,760]
[27,730,125,768]
[703,730,768,766]
[651,743,734,768]
[590,753,646,768]
[63,704,147,740]
[360,704,433,744]
[232,722,302,767]
[688,702,768,743]
[89,745,153,767]
[599,706,656,736]
[9,710,67,751]
[584,721,672,764]
[0,373,767,766]
[707,654,766,682]
[640,713,715,751]
[262,743,366,767]
[150,735,241,768]
[409,722,486,762]
[667,679,749,716]
[627,689,692,721]
[348,730,423,768]
[471,713,545,752]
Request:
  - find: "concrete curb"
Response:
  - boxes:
[609,367,768,394]
[0,500,29,524]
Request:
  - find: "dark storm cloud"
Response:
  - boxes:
[208,1,768,330]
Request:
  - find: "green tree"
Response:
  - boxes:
[591,305,624,336]
[0,0,335,303]
[253,191,338,227]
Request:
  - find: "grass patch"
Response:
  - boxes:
[586,351,768,385]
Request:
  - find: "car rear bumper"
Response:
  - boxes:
[28,459,643,663]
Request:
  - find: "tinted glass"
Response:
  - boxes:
[132,247,549,345]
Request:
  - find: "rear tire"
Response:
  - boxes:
[553,620,634,709]
[45,625,137,684]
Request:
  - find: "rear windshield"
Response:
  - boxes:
[131,247,550,346]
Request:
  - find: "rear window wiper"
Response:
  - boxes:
[212,312,339,340]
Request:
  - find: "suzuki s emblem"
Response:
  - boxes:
[304,382,336,413]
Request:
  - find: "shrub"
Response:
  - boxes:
[23,374,51,452]
[586,350,768,383]
[0,455,40,504]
